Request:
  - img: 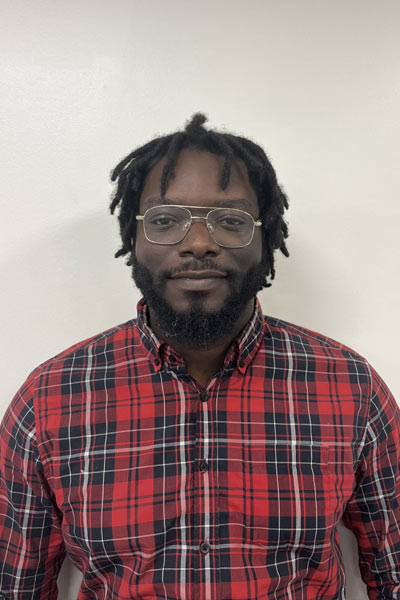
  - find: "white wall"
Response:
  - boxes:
[1,1,399,598]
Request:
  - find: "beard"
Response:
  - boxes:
[131,255,266,349]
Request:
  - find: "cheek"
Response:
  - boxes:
[238,230,262,266]
[135,228,155,263]
[134,227,146,261]
[135,229,173,271]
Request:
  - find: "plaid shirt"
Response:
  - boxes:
[1,299,400,600]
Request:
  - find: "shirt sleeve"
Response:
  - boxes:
[342,365,400,599]
[0,373,66,599]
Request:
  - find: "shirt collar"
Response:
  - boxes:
[136,297,265,375]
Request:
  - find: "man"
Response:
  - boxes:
[0,113,399,599]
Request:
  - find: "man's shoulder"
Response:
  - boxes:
[263,314,368,365]
[29,317,139,382]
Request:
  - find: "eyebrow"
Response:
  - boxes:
[142,197,255,210]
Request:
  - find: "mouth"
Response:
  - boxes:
[170,270,228,280]
[168,270,228,292]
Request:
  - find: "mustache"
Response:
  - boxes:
[160,260,235,280]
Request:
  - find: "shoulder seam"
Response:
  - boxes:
[29,318,137,378]
[263,316,367,362]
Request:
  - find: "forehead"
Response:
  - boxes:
[140,149,258,213]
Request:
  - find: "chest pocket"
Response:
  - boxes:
[219,442,354,550]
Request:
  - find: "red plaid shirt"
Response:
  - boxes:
[1,299,400,599]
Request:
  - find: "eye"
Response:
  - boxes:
[148,214,179,228]
[153,216,175,226]
[216,215,247,228]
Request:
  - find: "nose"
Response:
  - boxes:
[177,219,221,258]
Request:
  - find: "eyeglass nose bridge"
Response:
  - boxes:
[181,214,218,243]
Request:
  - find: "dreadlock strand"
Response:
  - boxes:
[222,134,264,190]
[206,132,234,189]
[111,137,173,216]
[133,136,173,172]
[160,133,186,196]
[111,136,170,181]
[185,112,208,134]
[111,145,149,182]
[110,171,131,214]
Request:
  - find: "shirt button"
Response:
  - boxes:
[199,541,210,554]
[199,459,208,472]
[200,391,209,402]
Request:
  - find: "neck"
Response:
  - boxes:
[149,299,255,388]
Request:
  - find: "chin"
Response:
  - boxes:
[164,276,230,311]
[166,291,228,315]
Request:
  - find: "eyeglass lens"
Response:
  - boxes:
[143,206,255,248]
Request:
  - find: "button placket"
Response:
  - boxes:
[195,385,214,581]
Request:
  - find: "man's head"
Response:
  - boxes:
[110,114,289,346]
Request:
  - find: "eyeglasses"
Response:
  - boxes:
[136,205,262,248]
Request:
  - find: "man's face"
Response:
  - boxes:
[133,149,264,345]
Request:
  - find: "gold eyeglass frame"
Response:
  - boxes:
[136,205,262,248]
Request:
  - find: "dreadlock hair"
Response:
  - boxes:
[110,113,289,287]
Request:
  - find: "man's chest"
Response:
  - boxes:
[40,361,366,564]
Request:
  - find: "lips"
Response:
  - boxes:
[170,270,227,279]
[168,270,228,292]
